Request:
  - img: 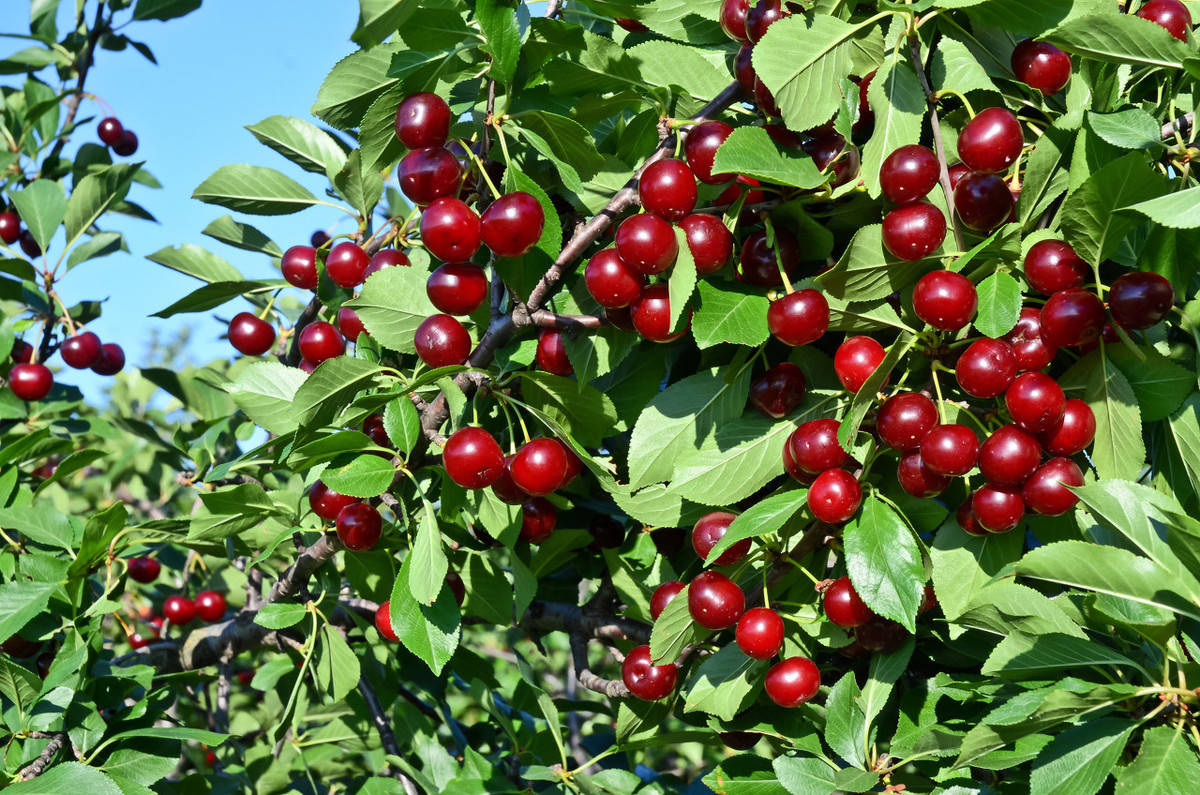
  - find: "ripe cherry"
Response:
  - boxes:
[719,0,752,42]
[61,331,103,368]
[10,339,33,363]
[414,314,471,367]
[639,159,698,222]
[803,131,860,187]
[309,480,360,521]
[877,392,938,451]
[91,343,125,375]
[788,418,849,476]
[956,338,1018,398]
[679,213,733,274]
[692,511,751,565]
[1039,398,1096,456]
[127,557,160,583]
[1040,289,1105,348]
[18,229,41,257]
[688,570,745,629]
[956,499,987,536]
[420,198,481,262]
[362,413,391,448]
[1023,457,1085,516]
[395,92,452,149]
[768,289,829,346]
[426,262,488,315]
[520,497,557,543]
[282,245,319,289]
[1012,39,1072,94]
[716,174,766,206]
[375,602,398,641]
[492,454,531,505]
[556,439,583,489]
[298,321,345,364]
[336,503,383,551]
[1005,371,1066,433]
[764,657,820,707]
[511,438,569,496]
[882,202,946,261]
[0,211,19,244]
[954,172,1014,231]
[622,645,678,700]
[745,0,790,42]
[481,192,546,258]
[228,313,275,356]
[163,595,196,626]
[1003,307,1055,371]
[584,248,644,308]
[1024,240,1088,295]
[808,468,861,524]
[736,607,785,659]
[824,575,875,628]
[98,117,124,146]
[913,270,977,331]
[311,230,331,248]
[972,484,1025,533]
[957,107,1024,174]
[447,570,466,606]
[880,145,939,204]
[365,248,409,277]
[614,17,648,32]
[536,329,573,376]
[9,363,52,400]
[749,362,806,419]
[1136,0,1192,41]
[325,242,369,288]
[834,335,886,393]
[920,424,979,476]
[738,228,800,287]
[650,581,685,620]
[979,425,1041,486]
[1108,271,1174,330]
[398,147,464,206]
[684,120,735,184]
[442,427,504,489]
[112,130,138,156]
[898,450,951,498]
[615,214,678,275]
[337,307,366,342]
[631,283,691,343]
[195,591,227,622]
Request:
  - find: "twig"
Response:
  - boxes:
[530,310,606,330]
[907,36,966,253]
[215,660,232,733]
[1162,112,1194,141]
[357,675,421,795]
[569,633,630,698]
[41,1,107,174]
[17,733,67,780]
[521,599,650,644]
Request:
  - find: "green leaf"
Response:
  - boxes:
[517,371,618,447]
[818,224,930,301]
[132,0,201,21]
[710,126,825,189]
[359,81,408,174]
[667,226,697,333]
[774,755,837,794]
[1166,394,1200,504]
[1028,718,1135,795]
[65,231,126,270]
[476,0,520,85]
[861,57,925,199]
[408,498,447,605]
[973,271,1021,338]
[844,496,924,633]
[824,670,868,768]
[101,749,177,788]
[627,40,731,102]
[1059,351,1144,481]
[705,488,806,565]
[960,581,1089,640]
[513,111,603,183]
[246,115,348,177]
[682,645,766,721]
[388,557,460,674]
[312,623,360,702]
[0,656,40,719]
[63,164,138,249]
[1020,124,1074,227]
[292,356,387,428]
[312,42,403,129]
[0,505,76,548]
[649,583,708,665]
[353,0,416,47]
[1106,345,1191,422]
[345,264,441,355]
[383,395,422,455]
[982,631,1141,677]
[1087,109,1163,150]
[1121,187,1200,229]
[754,14,859,136]
[561,326,638,385]
[226,360,308,435]
[150,279,286,318]
[192,164,320,216]
[1044,12,1190,69]
[11,179,66,254]
[928,35,997,96]
[1060,152,1165,265]
[254,602,308,630]
[838,335,915,450]
[5,762,122,795]
[691,280,770,350]
[333,150,384,220]
[1115,724,1200,795]
[704,755,783,794]
[320,454,394,498]
[862,638,914,728]
[146,243,243,283]
[201,215,283,257]
[930,521,1025,629]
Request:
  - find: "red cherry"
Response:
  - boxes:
[446,570,466,606]
[195,591,227,622]
[684,121,735,184]
[584,248,645,308]
[920,424,980,476]
[91,343,125,375]
[913,270,977,331]
[783,439,816,484]
[956,499,987,536]
[362,413,391,448]
[979,425,1041,486]
[736,607,785,659]
[426,262,488,315]
[615,17,649,32]
[1108,271,1174,330]
[615,214,678,275]
[808,468,861,524]
[1039,398,1096,456]
[1005,371,1066,432]
[947,163,970,190]
[228,313,276,356]
[748,362,807,419]
[325,242,369,288]
[309,480,360,521]
[1012,39,1072,94]
[311,230,331,248]
[520,497,557,543]
[1023,457,1085,516]
[9,363,52,400]
[877,392,938,451]
[1040,289,1105,348]
[735,44,758,95]
[511,438,569,496]
[395,92,452,149]
[803,131,860,187]
[650,581,685,620]
[397,147,465,205]
[679,213,733,274]
[715,174,766,206]
[536,329,573,376]
[420,197,481,263]
[10,339,32,364]
[621,644,678,700]
[692,511,751,565]
[19,229,41,257]
[956,338,1018,398]
[481,192,546,258]
[491,455,531,505]
[365,248,410,278]
[719,0,752,42]
[112,130,138,157]
[764,657,820,707]
[163,595,196,626]
[298,321,345,364]
[788,418,849,476]
[956,107,1024,174]
[688,570,745,629]
[834,335,886,393]
[972,484,1025,533]
[882,202,946,261]
[1137,0,1192,40]
[127,557,160,583]
[98,116,124,146]
[282,245,319,289]
[824,575,875,628]
[898,451,951,498]
[336,503,383,551]
[375,602,398,641]
[1003,307,1056,371]
[738,228,800,288]
[555,439,583,488]
[768,289,829,346]
[442,427,504,489]
[631,283,691,343]
[639,159,698,222]
[879,145,940,204]
[414,314,471,367]
[954,172,1015,232]
[61,331,103,368]
[1023,240,1088,295]
[299,358,317,374]
[337,307,367,342]
[0,211,20,244]
[129,631,156,649]
[745,0,790,42]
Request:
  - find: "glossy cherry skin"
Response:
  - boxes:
[738,228,800,287]
[375,602,399,641]
[692,511,751,565]
[9,363,52,400]
[898,451,951,498]
[520,497,557,543]
[325,242,369,288]
[1137,0,1192,40]
[631,283,691,343]
[19,229,41,257]
[824,576,875,628]
[954,172,1014,232]
[426,262,488,315]
[688,570,745,630]
[365,248,410,277]
[972,484,1025,533]
[228,313,276,356]
[735,44,759,96]
[956,499,987,536]
[97,116,124,146]
[920,424,980,476]
[420,198,481,263]
[882,202,946,261]
[127,557,160,583]
[10,339,33,363]
[0,211,19,244]
[61,331,103,368]
[947,163,970,190]
[311,230,331,248]
[298,321,345,364]
[684,120,735,184]
[764,657,820,707]
[788,418,849,476]
[336,503,383,551]
[615,214,678,275]
[768,289,829,347]
[1003,307,1055,371]
[442,426,504,489]
[804,131,860,187]
[956,338,1018,398]
[584,248,644,308]
[163,595,196,626]
[398,147,464,206]
[282,245,319,289]
[1108,271,1174,330]
[913,270,977,331]
[745,0,789,42]
[834,336,886,393]
[736,607,785,659]
[511,438,569,497]
[808,469,861,524]
[1005,371,1066,433]
[956,107,1024,174]
[749,362,806,419]
[337,307,367,342]
[1024,240,1088,295]
[91,343,125,375]
[112,130,138,156]
[1041,289,1106,348]
[491,454,531,505]
[362,413,391,449]
[1023,457,1085,516]
[719,0,752,41]
[536,329,573,376]
[481,192,546,258]
[650,581,686,620]
[880,145,939,204]
[639,159,698,222]
[1012,39,1072,94]
[1039,399,1096,456]
[414,314,471,367]
[979,425,1041,486]
[622,645,678,700]
[877,392,939,451]
[309,480,360,521]
[679,213,733,274]
[194,591,227,622]
[395,92,452,149]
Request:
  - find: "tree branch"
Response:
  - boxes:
[358,676,421,795]
[16,733,67,781]
[907,35,966,253]
[40,1,107,175]
[570,633,631,698]
[1163,111,1194,141]
[530,310,606,330]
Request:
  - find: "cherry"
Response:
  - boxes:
[879,145,939,204]
[420,198,481,262]
[688,570,745,629]
[426,262,488,315]
[834,335,886,393]
[972,484,1025,533]
[954,172,1014,232]
[395,92,451,149]
[615,17,648,32]
[877,392,938,451]
[631,283,691,343]
[1023,240,1087,295]
[716,174,766,206]
[1003,307,1055,371]
[956,499,987,536]
[1023,457,1085,516]
[299,359,317,374]
[856,617,909,652]
[721,732,761,750]
[913,270,977,331]
[336,503,383,551]
[10,339,33,363]
[309,480,360,521]
[615,214,678,275]
[127,557,160,583]
[365,248,409,277]
[446,571,466,606]
[194,591,227,623]
[520,497,557,543]
[60,331,103,368]
[1,635,41,658]
[414,314,471,367]
[788,418,849,476]
[748,362,806,419]
[735,44,758,96]
[956,338,1018,398]
[9,363,52,401]
[112,130,138,157]
[854,71,876,135]
[736,607,785,659]
[639,159,698,222]
[1039,399,1096,456]
[19,229,42,257]
[683,121,735,184]
[337,307,367,342]
[783,440,816,484]
[650,581,685,620]
[163,595,196,626]
[129,630,156,649]
[956,107,1024,174]
[480,192,546,258]
[1005,371,1066,433]
[555,439,583,488]
[98,116,124,146]
[397,147,464,206]
[1108,271,1174,330]
[0,211,20,244]
[606,305,635,332]
[1012,39,1072,94]
[282,245,319,289]
[979,425,1041,486]
[443,426,504,489]
[738,228,800,288]
[588,515,625,549]
[536,329,573,376]
[719,0,752,42]
[679,213,733,274]
[584,248,644,308]
[362,413,391,449]
[375,602,398,641]
[898,450,952,498]
[692,511,751,565]
[882,202,946,261]
[808,468,861,524]
[764,657,820,707]
[91,343,125,375]
[298,321,345,364]
[491,455,530,504]
[311,230,331,248]
[228,313,275,356]
[920,424,979,476]
[803,131,860,187]
[1137,0,1192,41]
[1040,289,1105,348]
[511,438,569,496]
[824,575,875,628]
[325,242,369,288]
[768,289,829,347]
[622,644,678,700]
[745,0,789,42]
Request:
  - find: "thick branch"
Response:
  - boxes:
[570,633,631,699]
[17,733,67,781]
[522,599,650,644]
[1163,112,1194,141]
[530,310,606,330]
[358,676,421,795]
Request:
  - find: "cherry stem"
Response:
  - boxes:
[457,137,502,200]
[257,290,280,321]
[761,214,795,293]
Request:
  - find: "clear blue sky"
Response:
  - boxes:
[10,1,363,401]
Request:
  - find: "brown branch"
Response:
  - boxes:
[281,295,323,367]
[358,675,421,795]
[907,35,966,253]
[41,1,107,175]
[266,532,340,603]
[1163,112,1194,142]
[17,733,67,781]
[530,310,606,330]
[570,633,630,698]
[521,599,650,644]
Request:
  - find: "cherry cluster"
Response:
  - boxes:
[97,116,139,157]
[7,327,126,402]
[121,556,228,649]
[0,207,44,259]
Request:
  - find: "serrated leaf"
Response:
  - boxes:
[1115,724,1200,795]
[293,356,387,428]
[246,115,348,177]
[649,583,708,665]
[1087,109,1163,150]
[312,623,360,702]
[1028,718,1135,795]
[861,57,925,199]
[389,556,460,674]
[345,265,441,355]
[1059,351,1144,481]
[844,496,924,633]
[517,371,617,447]
[11,179,66,254]
[226,360,308,435]
[754,14,859,136]
[383,395,422,455]
[146,243,243,283]
[1060,152,1165,266]
[1121,187,1200,229]
[682,645,765,720]
[705,488,806,565]
[254,602,307,630]
[973,271,1021,338]
[408,498,447,605]
[320,454,394,498]
[476,0,520,85]
[1044,12,1190,70]
[312,42,404,129]
[201,215,283,257]
[627,40,730,102]
[710,126,825,189]
[667,226,697,333]
[691,281,770,350]
[1106,345,1191,421]
[818,224,930,301]
[63,163,138,248]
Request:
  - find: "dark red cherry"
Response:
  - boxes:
[61,331,103,368]
[688,570,745,629]
[426,262,488,315]
[298,321,345,364]
[738,228,800,288]
[298,358,317,374]
[1040,289,1105,348]
[788,418,849,476]
[854,70,876,135]
[1003,307,1056,371]
[719,0,752,42]
[337,307,367,342]
[749,362,806,419]
[957,107,1024,174]
[679,213,733,274]
[956,338,1018,398]
[764,657,820,707]
[650,581,686,620]
[336,503,383,551]
[228,313,276,356]
[882,202,946,261]
[606,305,635,332]
[309,480,360,521]
[631,283,691,343]
[91,343,125,375]
[414,314,471,367]
[745,0,790,42]
[877,392,938,451]
[684,121,735,184]
[584,248,644,308]
[898,450,951,498]
[880,145,939,205]
[19,229,41,257]
[803,131,860,187]
[614,17,649,32]
[128,630,156,649]
[954,172,1014,232]
[394,92,452,149]
[0,211,19,244]
[311,230,331,248]
[375,602,398,641]
[735,44,758,96]
[692,511,751,565]
[768,289,829,346]
[715,174,766,206]
[481,191,546,258]
[1108,271,1174,330]
[615,214,678,275]
[639,159,698,222]
[282,245,319,289]
[112,130,138,156]
[1039,399,1095,456]
[834,335,886,393]
[824,575,875,628]
[362,413,391,449]
[979,425,1041,486]
[10,339,32,363]
[443,427,504,489]
[1005,371,1066,432]
[947,163,970,190]
[1011,40,1072,94]
[920,424,979,476]
[365,248,410,278]
[536,329,573,376]
[808,468,861,524]
[163,595,195,626]
[1023,240,1088,295]
[446,571,466,606]
[1022,458,1084,516]
[127,557,160,583]
[420,197,481,262]
[325,242,369,288]
[9,363,53,400]
[195,590,227,622]
[972,484,1025,533]
[621,644,678,700]
[783,440,816,484]
[736,607,784,659]
[511,438,569,497]
[98,116,124,146]
[520,497,557,543]
[1137,0,1192,41]
[913,270,977,331]
[956,499,986,536]
[491,454,530,505]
